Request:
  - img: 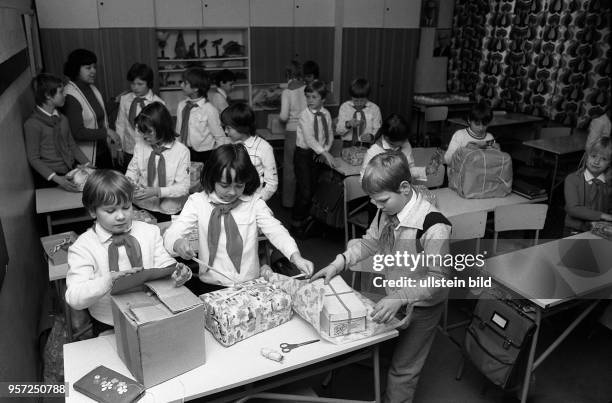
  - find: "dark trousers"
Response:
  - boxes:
[292,147,317,224]
[91,316,113,337]
[190,148,213,166]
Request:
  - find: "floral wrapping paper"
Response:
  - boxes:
[260,267,409,344]
[199,278,293,347]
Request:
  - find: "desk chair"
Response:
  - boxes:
[343,175,370,247]
[423,106,448,147]
[443,211,487,332]
[492,204,548,256]
[412,147,444,188]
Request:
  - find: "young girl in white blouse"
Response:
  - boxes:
[125,102,190,220]
[163,144,313,292]
[222,102,278,201]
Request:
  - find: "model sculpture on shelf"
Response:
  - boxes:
[175,31,187,59]
[212,38,223,58]
[223,41,245,57]
[199,39,208,58]
[186,43,196,59]
[157,31,170,59]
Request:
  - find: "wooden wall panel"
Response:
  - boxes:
[340,28,383,107]
[377,29,419,119]
[293,27,334,83]
[250,27,294,84]
[98,28,158,99]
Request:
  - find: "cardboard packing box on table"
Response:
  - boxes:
[111,266,206,388]
[41,231,78,265]
[321,276,367,337]
[199,277,292,346]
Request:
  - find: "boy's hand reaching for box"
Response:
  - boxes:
[371,296,404,324]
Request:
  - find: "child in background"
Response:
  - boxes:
[115,63,164,171]
[360,114,417,180]
[586,100,611,149]
[66,170,189,336]
[312,151,451,403]
[302,60,320,84]
[208,69,235,113]
[176,67,228,164]
[125,102,190,220]
[564,136,612,234]
[163,144,313,293]
[279,60,307,208]
[222,103,278,201]
[336,78,382,144]
[443,100,496,165]
[25,73,92,191]
[292,80,335,236]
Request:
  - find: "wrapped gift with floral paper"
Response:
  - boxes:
[41,231,78,265]
[199,277,292,346]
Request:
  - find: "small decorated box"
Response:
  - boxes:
[41,231,78,265]
[341,146,368,166]
[320,276,367,337]
[199,278,292,346]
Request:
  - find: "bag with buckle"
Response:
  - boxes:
[464,294,536,390]
[310,168,345,228]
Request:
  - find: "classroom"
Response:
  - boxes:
[0,0,611,402]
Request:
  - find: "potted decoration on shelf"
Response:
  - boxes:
[175,31,187,59]
[211,38,223,58]
[199,39,208,58]
[157,31,170,59]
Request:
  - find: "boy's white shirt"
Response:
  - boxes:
[239,136,278,201]
[279,86,307,132]
[336,100,382,141]
[115,90,165,154]
[444,128,495,165]
[296,107,333,154]
[65,220,176,325]
[163,191,299,286]
[208,87,229,113]
[175,97,229,151]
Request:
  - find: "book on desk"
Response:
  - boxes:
[512,179,548,200]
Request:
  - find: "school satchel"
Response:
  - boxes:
[448,143,513,198]
[465,295,536,390]
[310,169,345,228]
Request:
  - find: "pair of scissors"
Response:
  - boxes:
[279,339,320,353]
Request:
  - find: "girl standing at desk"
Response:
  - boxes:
[564,136,612,235]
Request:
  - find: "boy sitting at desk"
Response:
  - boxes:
[312,151,452,403]
[65,170,190,336]
[24,73,92,191]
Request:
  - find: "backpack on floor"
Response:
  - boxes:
[449,143,513,199]
[464,294,536,390]
[310,169,345,228]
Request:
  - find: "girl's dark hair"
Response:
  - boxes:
[468,100,493,125]
[285,60,302,80]
[303,60,320,79]
[82,169,134,212]
[304,80,328,99]
[63,49,97,80]
[182,67,210,97]
[374,113,410,143]
[349,78,371,98]
[32,73,64,106]
[220,102,256,136]
[134,102,176,143]
[201,144,260,195]
[127,63,154,89]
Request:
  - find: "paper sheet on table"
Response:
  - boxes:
[261,267,409,344]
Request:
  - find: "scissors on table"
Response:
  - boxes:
[280,339,320,353]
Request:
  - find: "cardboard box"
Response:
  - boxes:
[40,231,77,265]
[111,268,206,388]
[199,277,292,346]
[320,276,367,337]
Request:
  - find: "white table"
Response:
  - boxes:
[479,232,612,402]
[35,188,90,234]
[432,188,547,218]
[64,317,398,402]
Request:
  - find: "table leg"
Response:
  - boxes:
[520,308,541,403]
[46,214,53,235]
[549,154,559,203]
[373,344,381,403]
[56,279,74,342]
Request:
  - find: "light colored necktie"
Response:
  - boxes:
[379,214,400,255]
[128,96,146,128]
[352,105,366,144]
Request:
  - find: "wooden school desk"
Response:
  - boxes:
[36,188,90,234]
[522,131,587,202]
[64,316,398,402]
[431,187,547,218]
[447,112,545,134]
[479,232,612,403]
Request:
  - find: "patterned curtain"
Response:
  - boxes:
[448,0,611,128]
